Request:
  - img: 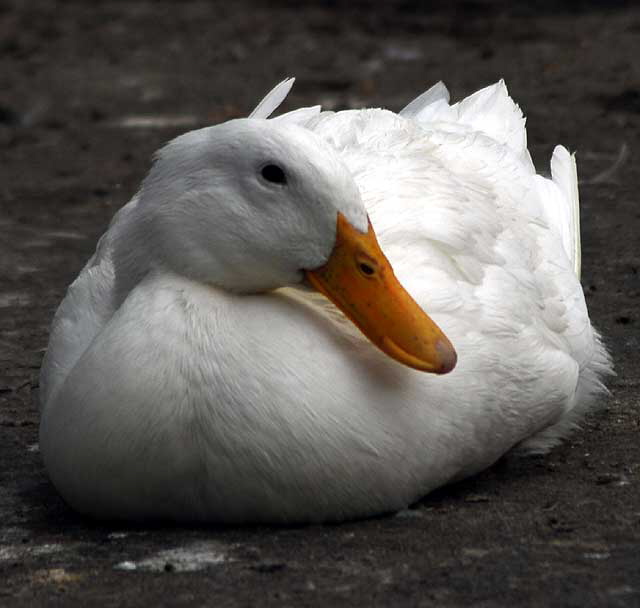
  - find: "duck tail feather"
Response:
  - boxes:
[551,145,581,278]
[249,77,295,119]
[400,81,450,119]
[271,105,322,127]
[453,80,531,168]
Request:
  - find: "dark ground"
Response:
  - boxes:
[1,0,639,606]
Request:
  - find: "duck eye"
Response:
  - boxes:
[261,164,287,185]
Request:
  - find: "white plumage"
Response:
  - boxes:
[39,79,611,523]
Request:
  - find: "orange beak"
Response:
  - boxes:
[306,213,457,374]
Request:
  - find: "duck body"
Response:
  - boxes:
[39,80,611,523]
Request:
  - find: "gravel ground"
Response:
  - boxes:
[1,1,639,606]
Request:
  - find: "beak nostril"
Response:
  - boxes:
[359,262,375,276]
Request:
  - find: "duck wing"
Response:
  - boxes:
[39,196,139,408]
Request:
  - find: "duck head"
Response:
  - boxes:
[131,119,456,374]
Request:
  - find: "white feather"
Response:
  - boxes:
[550,146,581,278]
[248,77,295,119]
[271,105,322,127]
[399,81,450,118]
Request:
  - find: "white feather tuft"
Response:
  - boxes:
[271,105,322,127]
[400,81,450,118]
[550,146,581,278]
[249,77,295,119]
[451,80,530,167]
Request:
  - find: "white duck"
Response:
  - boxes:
[39,79,612,523]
